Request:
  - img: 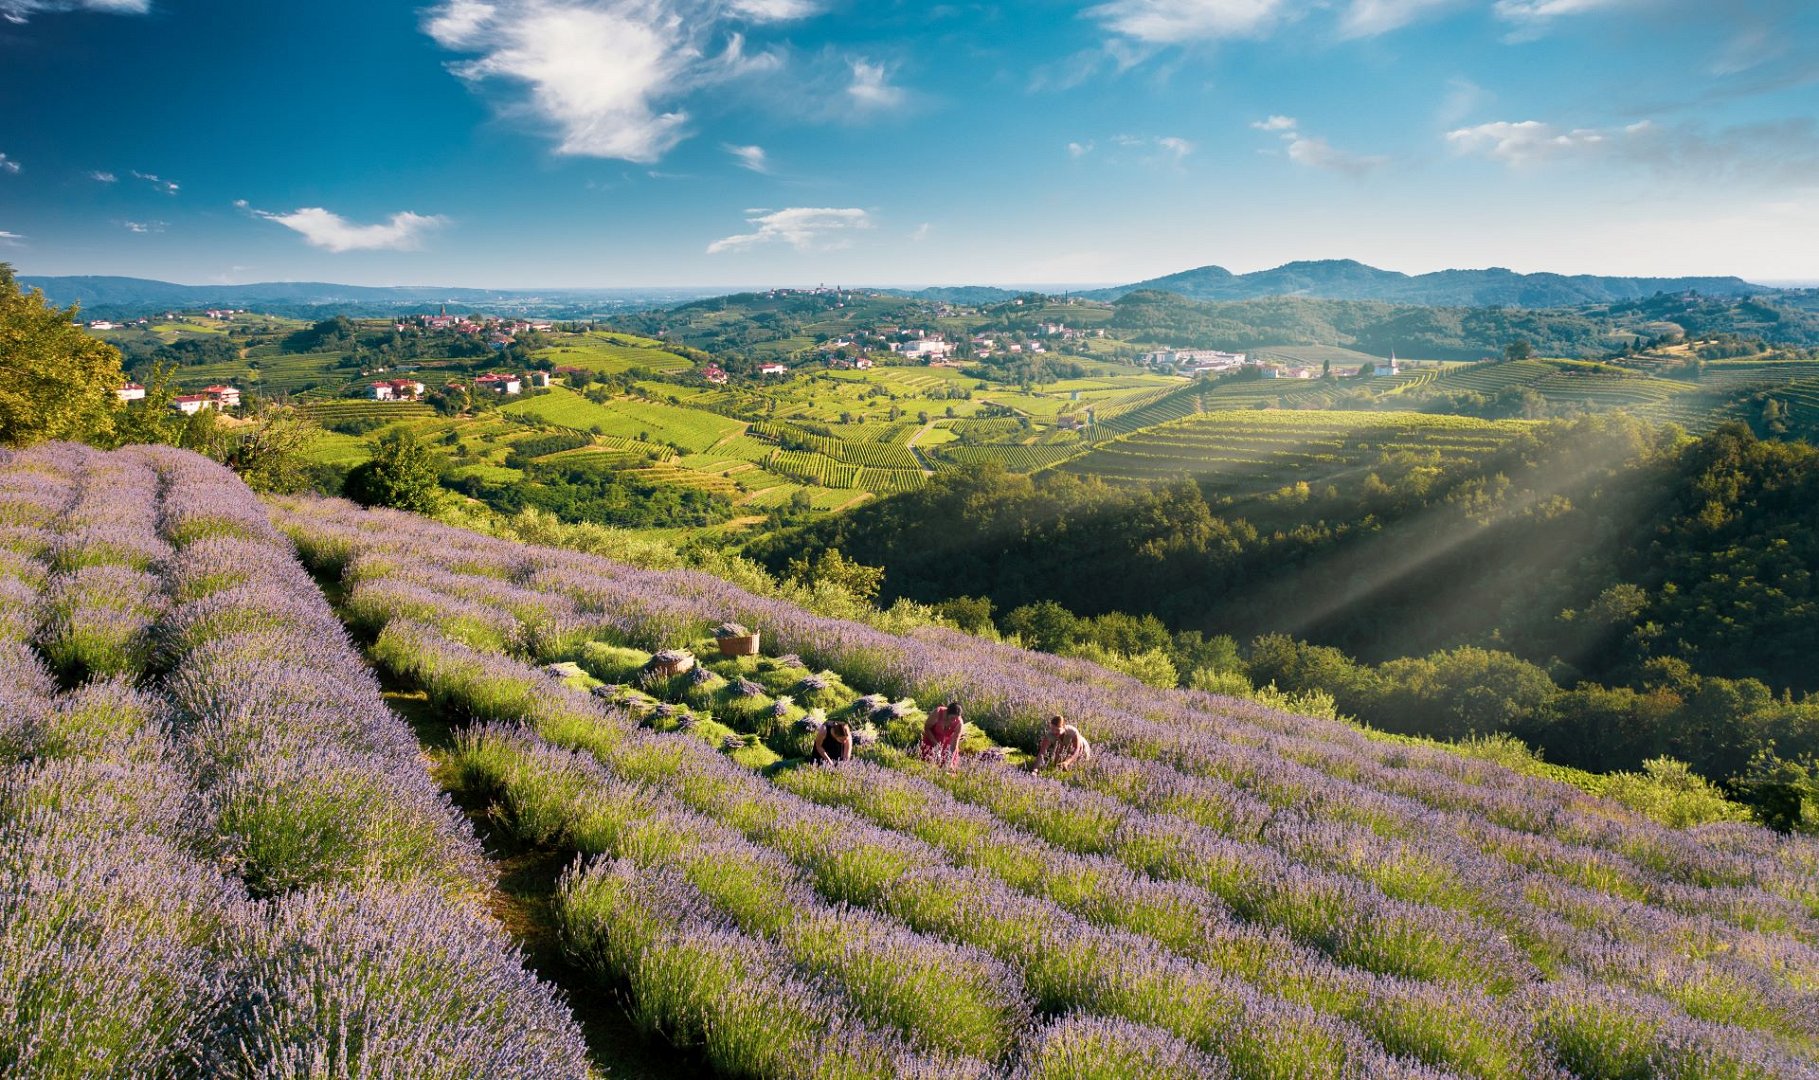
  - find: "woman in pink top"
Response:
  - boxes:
[919,702,964,769]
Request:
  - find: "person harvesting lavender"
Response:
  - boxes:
[1036,714,1090,772]
[919,702,964,769]
[812,718,854,764]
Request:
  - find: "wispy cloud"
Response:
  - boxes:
[89,170,117,183]
[241,202,449,252]
[1066,140,1094,158]
[1,0,148,23]
[132,170,180,195]
[0,154,19,175]
[846,59,905,109]
[1254,117,1386,175]
[122,220,167,233]
[724,143,770,172]
[707,206,872,253]
[1086,0,1293,43]
[422,0,804,164]
[1491,0,1633,31]
[1448,115,1819,184]
[1338,0,1462,37]
[1110,133,1195,167]
[0,231,24,246]
[728,0,820,17]
[910,222,932,241]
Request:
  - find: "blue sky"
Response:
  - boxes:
[2,0,1816,287]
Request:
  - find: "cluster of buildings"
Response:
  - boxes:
[399,311,554,351]
[1141,349,1250,374]
[1140,346,1402,380]
[367,378,427,401]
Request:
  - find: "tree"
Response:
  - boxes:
[1503,339,1535,363]
[344,429,445,513]
[221,409,317,494]
[0,264,126,447]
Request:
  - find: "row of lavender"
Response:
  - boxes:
[273,499,1819,1020]
[272,496,1819,1078]
[0,445,591,1077]
[374,615,1446,1080]
[276,493,1818,924]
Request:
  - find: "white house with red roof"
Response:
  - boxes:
[369,378,427,401]
[115,383,146,403]
[475,373,522,395]
[200,385,242,408]
[758,362,789,376]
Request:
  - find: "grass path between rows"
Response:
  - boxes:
[379,683,701,1080]
[312,572,702,1079]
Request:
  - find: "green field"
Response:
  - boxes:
[537,331,695,374]
[1063,409,1534,496]
[502,388,745,452]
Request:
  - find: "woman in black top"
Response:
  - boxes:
[813,719,853,764]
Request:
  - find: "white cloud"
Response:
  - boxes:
[122,220,166,233]
[0,154,18,175]
[1339,0,1460,37]
[89,170,117,183]
[1285,133,1387,175]
[1067,140,1094,158]
[1,0,148,23]
[1156,135,1195,161]
[725,143,770,172]
[910,222,932,241]
[1445,119,1610,165]
[131,170,179,195]
[728,0,819,18]
[1492,0,1630,26]
[422,1,801,164]
[0,230,23,245]
[1087,0,1292,43]
[249,205,449,252]
[707,206,872,253]
[1109,133,1194,167]
[847,59,905,109]
[1255,117,1385,175]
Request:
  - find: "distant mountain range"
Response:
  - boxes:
[17,276,726,318]
[1077,259,1767,307]
[22,260,1773,318]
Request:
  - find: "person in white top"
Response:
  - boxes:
[1035,714,1090,772]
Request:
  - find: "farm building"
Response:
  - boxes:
[200,385,242,408]
[896,340,952,359]
[475,373,523,395]
[702,364,729,385]
[170,394,216,415]
[115,383,146,402]
[369,379,427,401]
[528,371,552,388]
[758,363,789,376]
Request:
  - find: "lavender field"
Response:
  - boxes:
[3,443,1816,1079]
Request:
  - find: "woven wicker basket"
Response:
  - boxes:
[716,632,761,657]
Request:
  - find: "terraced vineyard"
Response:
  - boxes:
[257,488,1819,1080]
[178,347,353,397]
[296,400,439,426]
[1065,410,1533,494]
